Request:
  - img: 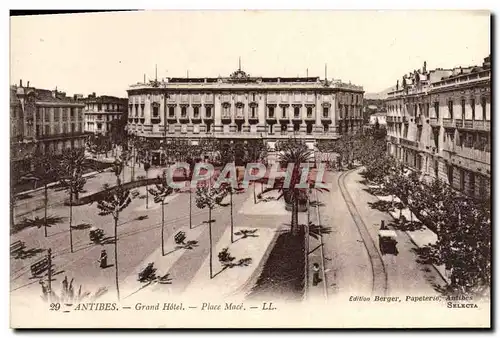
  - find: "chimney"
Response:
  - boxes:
[27,81,30,87]
[423,61,427,73]
[19,79,22,87]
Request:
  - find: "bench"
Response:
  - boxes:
[174,231,186,245]
[10,241,26,256]
[31,257,50,277]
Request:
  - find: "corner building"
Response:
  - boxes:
[386,56,491,198]
[126,68,364,149]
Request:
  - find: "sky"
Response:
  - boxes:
[10,10,491,97]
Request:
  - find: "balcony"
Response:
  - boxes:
[321,114,331,121]
[179,114,189,122]
[235,113,245,121]
[37,131,87,141]
[150,116,161,124]
[266,113,277,122]
[305,113,315,121]
[473,120,490,131]
[221,113,232,122]
[191,114,202,123]
[292,114,302,122]
[400,138,419,149]
[278,113,288,122]
[455,120,464,128]
[442,118,455,129]
[167,114,177,122]
[429,117,439,127]
[248,114,259,122]
[445,145,491,165]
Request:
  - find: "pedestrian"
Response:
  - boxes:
[380,220,388,230]
[98,249,108,269]
[312,263,321,286]
[62,276,68,296]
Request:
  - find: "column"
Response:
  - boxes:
[315,93,322,133]
[257,92,266,133]
[214,93,222,133]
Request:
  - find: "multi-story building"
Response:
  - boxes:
[10,80,86,172]
[83,93,128,135]
[386,56,491,198]
[126,68,364,152]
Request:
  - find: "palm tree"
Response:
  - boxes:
[58,149,87,253]
[265,140,328,235]
[195,185,228,279]
[32,151,58,237]
[97,184,133,301]
[148,171,175,256]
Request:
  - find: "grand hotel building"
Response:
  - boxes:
[385,56,491,198]
[126,68,364,150]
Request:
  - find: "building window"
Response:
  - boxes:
[281,124,287,132]
[152,106,159,118]
[471,98,476,120]
[71,123,75,133]
[293,123,300,132]
[252,93,256,101]
[206,106,212,118]
[448,100,453,116]
[323,107,329,118]
[141,104,145,117]
[481,97,487,120]
[282,106,286,118]
[251,106,256,118]
[294,106,300,118]
[307,107,313,118]
[268,106,274,118]
[461,99,466,119]
[306,124,313,134]
[194,107,199,118]
[44,125,50,135]
[434,102,439,118]
[97,123,102,130]
[169,106,175,117]
[324,124,329,132]
[237,124,242,132]
[181,107,187,117]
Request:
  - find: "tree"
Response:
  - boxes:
[148,171,175,256]
[195,185,228,278]
[97,184,133,301]
[244,139,268,204]
[32,151,58,237]
[266,140,328,235]
[58,149,87,253]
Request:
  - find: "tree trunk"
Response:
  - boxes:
[253,184,257,204]
[146,183,149,209]
[208,207,213,279]
[230,189,234,243]
[69,190,74,253]
[291,196,299,235]
[131,148,135,182]
[189,189,192,229]
[114,216,120,301]
[161,201,165,256]
[10,197,15,227]
[44,184,48,237]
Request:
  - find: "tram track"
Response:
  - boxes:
[338,169,388,297]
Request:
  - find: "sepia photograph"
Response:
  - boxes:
[8,9,491,328]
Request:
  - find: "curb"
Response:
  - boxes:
[229,226,284,299]
[382,206,449,286]
[15,167,113,198]
[357,167,450,286]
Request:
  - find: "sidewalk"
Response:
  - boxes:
[374,194,449,283]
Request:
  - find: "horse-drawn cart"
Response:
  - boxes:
[378,229,398,255]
